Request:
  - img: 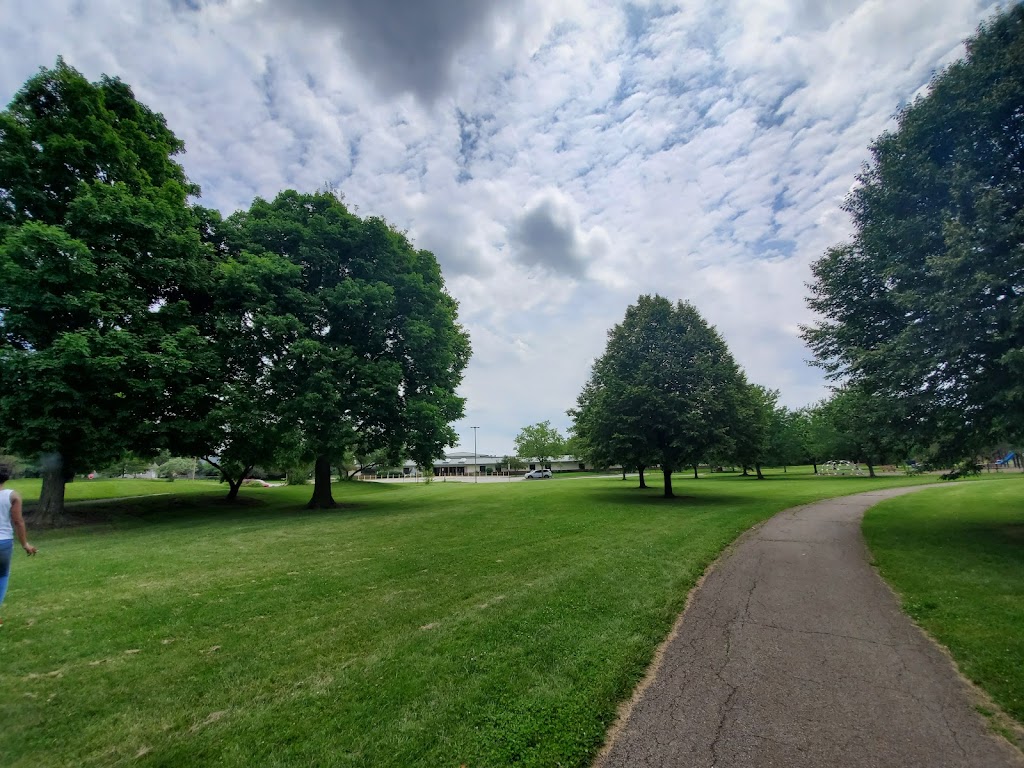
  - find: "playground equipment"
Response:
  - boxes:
[821,460,865,476]
[996,451,1016,466]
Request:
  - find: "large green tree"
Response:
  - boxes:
[570,376,658,488]
[803,6,1024,457]
[731,383,778,479]
[766,405,808,472]
[571,295,744,498]
[0,60,215,523]
[183,209,309,500]
[513,421,565,466]
[229,190,470,508]
[801,404,838,474]
[811,387,906,477]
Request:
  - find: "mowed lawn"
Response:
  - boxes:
[864,477,1024,731]
[2,471,936,767]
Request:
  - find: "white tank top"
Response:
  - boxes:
[0,489,13,540]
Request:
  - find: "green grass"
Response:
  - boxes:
[1,470,935,767]
[863,477,1024,728]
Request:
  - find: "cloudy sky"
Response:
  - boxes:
[0,0,1005,456]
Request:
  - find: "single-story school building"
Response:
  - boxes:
[379,453,591,477]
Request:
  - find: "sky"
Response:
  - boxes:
[0,0,1005,456]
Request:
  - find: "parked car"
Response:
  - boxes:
[524,469,553,479]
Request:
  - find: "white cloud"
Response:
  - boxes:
[0,0,1003,453]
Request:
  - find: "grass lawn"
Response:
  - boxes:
[863,476,1024,733]
[1,470,935,767]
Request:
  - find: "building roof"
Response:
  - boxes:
[401,452,504,468]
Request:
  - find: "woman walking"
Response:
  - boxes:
[0,467,37,626]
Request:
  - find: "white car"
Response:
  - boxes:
[524,469,553,479]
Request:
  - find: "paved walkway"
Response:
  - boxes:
[597,487,1024,768]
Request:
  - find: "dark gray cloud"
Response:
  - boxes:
[419,222,493,278]
[270,0,511,102]
[509,193,602,278]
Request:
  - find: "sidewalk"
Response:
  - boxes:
[596,487,1023,768]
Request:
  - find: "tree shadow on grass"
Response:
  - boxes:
[582,485,747,510]
[1000,523,1024,543]
[920,518,1024,560]
[42,492,383,533]
[31,480,427,532]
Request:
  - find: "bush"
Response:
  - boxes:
[158,457,195,480]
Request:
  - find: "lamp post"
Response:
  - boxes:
[472,426,479,483]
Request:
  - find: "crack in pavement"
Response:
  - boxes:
[596,486,1024,768]
[733,618,913,649]
[709,554,763,767]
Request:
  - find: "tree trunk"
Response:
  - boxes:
[638,465,647,488]
[36,453,70,526]
[755,463,765,480]
[867,462,876,478]
[206,458,251,502]
[812,461,818,474]
[621,468,626,480]
[662,467,674,498]
[741,465,749,476]
[307,455,337,509]
[693,464,699,479]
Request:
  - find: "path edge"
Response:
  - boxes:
[590,501,809,767]
[592,485,924,767]
[862,487,1024,755]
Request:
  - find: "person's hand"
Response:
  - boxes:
[23,544,37,556]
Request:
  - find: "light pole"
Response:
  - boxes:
[472,426,479,483]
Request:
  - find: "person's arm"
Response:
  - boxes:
[10,492,36,555]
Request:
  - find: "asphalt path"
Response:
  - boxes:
[596,486,1024,768]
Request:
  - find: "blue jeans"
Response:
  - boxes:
[0,539,13,608]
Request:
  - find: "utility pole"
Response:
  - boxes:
[472,426,479,483]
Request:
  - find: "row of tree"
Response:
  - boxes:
[563,293,975,495]
[0,60,471,523]
[563,296,863,497]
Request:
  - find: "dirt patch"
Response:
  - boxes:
[999,524,1024,542]
[191,711,227,732]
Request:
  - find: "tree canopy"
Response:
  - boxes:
[0,61,472,517]
[803,6,1024,458]
[513,421,565,465]
[224,190,471,508]
[179,206,308,500]
[730,383,778,479]
[809,387,907,476]
[570,295,744,497]
[0,60,215,523]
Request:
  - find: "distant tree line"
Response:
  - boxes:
[567,295,814,497]
[0,60,470,524]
